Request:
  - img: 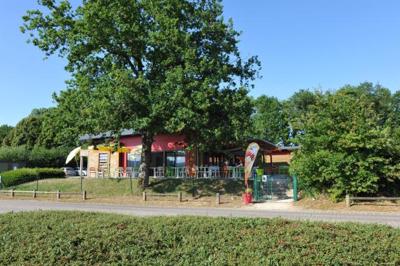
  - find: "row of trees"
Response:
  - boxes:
[3,84,399,198]
[1,108,79,149]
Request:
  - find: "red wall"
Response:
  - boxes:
[120,134,187,152]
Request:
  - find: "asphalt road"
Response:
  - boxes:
[1,199,400,227]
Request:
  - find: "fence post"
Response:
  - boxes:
[293,176,298,202]
[178,192,182,202]
[33,190,36,199]
[82,190,87,201]
[345,194,351,207]
[11,189,14,198]
[143,191,147,201]
[56,190,60,200]
[216,193,221,205]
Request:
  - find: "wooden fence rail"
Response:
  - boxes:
[346,194,400,207]
[0,190,87,200]
[142,192,183,202]
[142,192,221,204]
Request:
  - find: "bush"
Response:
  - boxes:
[0,146,28,162]
[0,168,65,187]
[28,147,71,168]
[0,212,399,265]
[0,146,71,168]
[290,84,400,200]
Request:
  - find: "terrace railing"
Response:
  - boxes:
[151,166,244,179]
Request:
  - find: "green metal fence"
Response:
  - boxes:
[253,171,298,202]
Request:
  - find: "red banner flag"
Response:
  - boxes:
[244,142,260,188]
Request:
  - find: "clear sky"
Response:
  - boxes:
[1,0,400,126]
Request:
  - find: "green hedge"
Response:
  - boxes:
[0,168,65,187]
[0,146,71,168]
[0,212,399,265]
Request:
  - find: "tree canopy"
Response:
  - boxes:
[0,125,13,145]
[2,109,48,149]
[251,96,290,145]
[290,83,400,200]
[22,0,259,186]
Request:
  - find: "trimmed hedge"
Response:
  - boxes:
[0,168,65,187]
[0,146,71,168]
[0,212,399,265]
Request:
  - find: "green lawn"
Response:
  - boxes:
[10,178,244,197]
[0,211,399,265]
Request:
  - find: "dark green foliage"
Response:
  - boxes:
[251,95,290,144]
[0,125,13,145]
[28,146,71,168]
[2,111,44,148]
[0,168,65,187]
[36,106,83,148]
[290,83,400,200]
[2,108,81,149]
[0,146,27,162]
[0,146,70,168]
[0,212,399,265]
[283,89,318,139]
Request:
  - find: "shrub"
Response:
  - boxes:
[28,147,70,168]
[0,146,71,168]
[0,146,28,162]
[0,168,65,187]
[290,84,400,200]
[0,212,400,265]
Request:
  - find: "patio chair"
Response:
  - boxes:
[98,167,107,178]
[113,167,124,178]
[125,167,133,178]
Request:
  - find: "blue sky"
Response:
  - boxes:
[1,1,400,126]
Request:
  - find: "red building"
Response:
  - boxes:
[79,130,296,178]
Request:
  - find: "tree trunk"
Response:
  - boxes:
[141,133,153,188]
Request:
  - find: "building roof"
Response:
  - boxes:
[79,129,138,142]
[247,138,278,151]
[278,145,300,151]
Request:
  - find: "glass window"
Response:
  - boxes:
[176,151,186,167]
[99,153,108,163]
[166,151,186,167]
[99,153,109,169]
[166,152,176,167]
[128,153,141,168]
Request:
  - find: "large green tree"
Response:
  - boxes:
[22,0,259,186]
[2,109,48,149]
[251,95,290,145]
[0,125,13,145]
[290,83,400,200]
[284,89,317,140]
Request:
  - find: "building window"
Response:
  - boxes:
[175,150,185,167]
[99,153,108,169]
[166,150,186,167]
[128,153,141,168]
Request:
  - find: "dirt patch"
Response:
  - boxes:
[245,200,297,211]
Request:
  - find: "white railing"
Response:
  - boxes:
[89,166,244,179]
[152,166,244,179]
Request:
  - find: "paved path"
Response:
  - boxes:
[1,200,400,227]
